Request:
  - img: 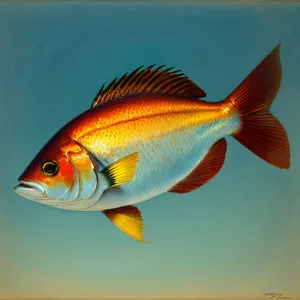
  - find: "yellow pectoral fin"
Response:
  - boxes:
[100,152,139,188]
[103,205,147,243]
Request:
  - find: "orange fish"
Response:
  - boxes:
[14,45,290,242]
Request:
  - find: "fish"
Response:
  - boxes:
[14,44,290,242]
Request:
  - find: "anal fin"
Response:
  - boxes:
[103,205,147,243]
[169,138,227,194]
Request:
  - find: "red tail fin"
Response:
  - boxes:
[225,44,290,169]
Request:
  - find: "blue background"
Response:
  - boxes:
[0,2,299,299]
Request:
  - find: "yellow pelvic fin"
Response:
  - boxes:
[100,152,139,188]
[103,205,147,243]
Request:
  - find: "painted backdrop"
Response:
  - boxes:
[0,2,299,300]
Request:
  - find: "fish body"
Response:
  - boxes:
[48,95,239,212]
[15,45,290,242]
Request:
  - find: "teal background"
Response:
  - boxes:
[0,2,299,299]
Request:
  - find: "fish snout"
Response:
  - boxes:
[14,180,47,200]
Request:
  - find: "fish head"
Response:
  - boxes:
[14,139,99,206]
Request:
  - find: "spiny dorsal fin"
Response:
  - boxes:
[91,65,207,108]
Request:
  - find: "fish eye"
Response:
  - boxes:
[40,160,59,177]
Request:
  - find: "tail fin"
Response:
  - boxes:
[225,44,290,169]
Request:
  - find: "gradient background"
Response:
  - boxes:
[0,2,299,300]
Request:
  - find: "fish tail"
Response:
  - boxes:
[224,44,290,169]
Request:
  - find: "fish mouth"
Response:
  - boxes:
[14,180,47,200]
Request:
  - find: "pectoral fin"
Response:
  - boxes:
[103,205,147,243]
[100,152,139,188]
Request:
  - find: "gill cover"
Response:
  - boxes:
[59,140,98,201]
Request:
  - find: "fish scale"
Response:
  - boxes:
[85,114,240,211]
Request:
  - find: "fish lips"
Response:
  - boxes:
[14,180,47,200]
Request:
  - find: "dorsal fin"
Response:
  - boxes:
[91,65,207,108]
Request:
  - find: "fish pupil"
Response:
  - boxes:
[45,164,54,173]
[40,160,59,176]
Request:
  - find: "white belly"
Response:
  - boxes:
[84,116,240,211]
